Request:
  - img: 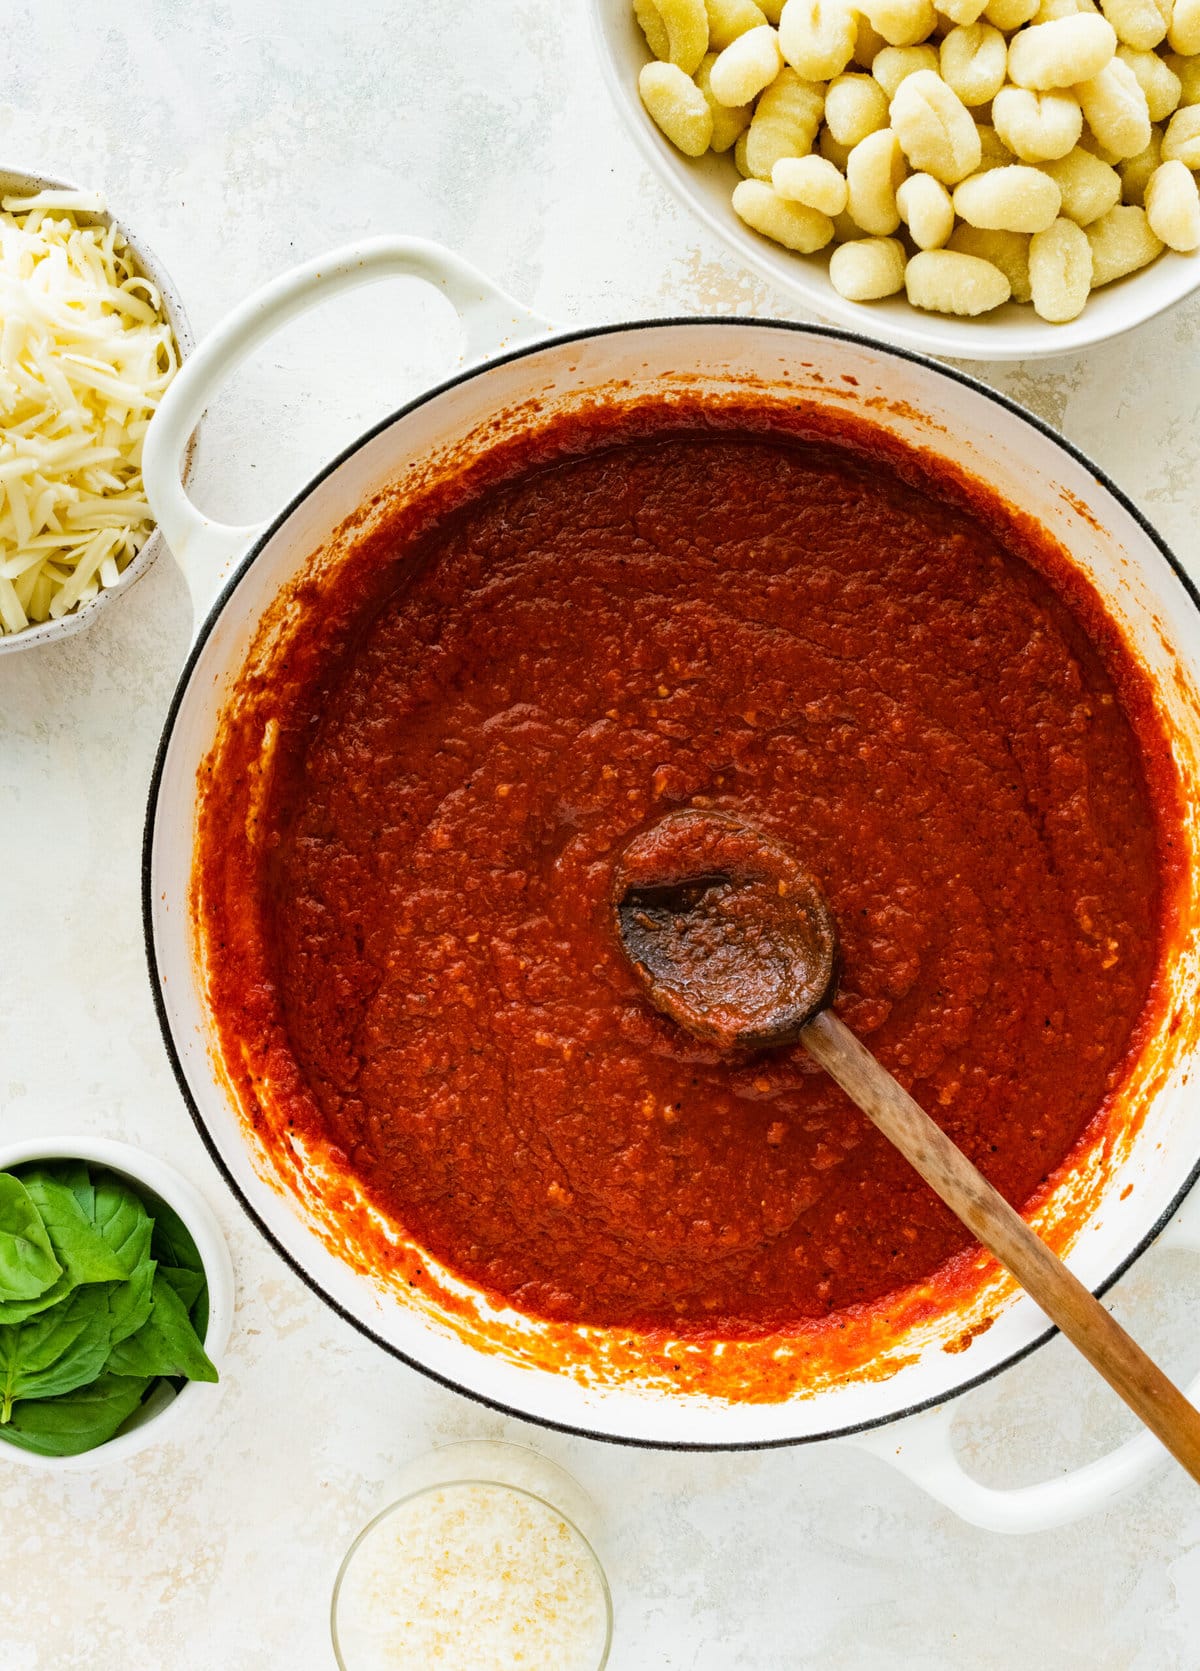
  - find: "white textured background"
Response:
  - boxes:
[2,2,1200,1666]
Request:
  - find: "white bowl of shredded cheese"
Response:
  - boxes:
[0,167,192,653]
[331,1443,613,1671]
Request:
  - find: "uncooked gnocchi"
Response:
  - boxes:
[630,0,1200,326]
[1031,0,1094,25]
[846,126,909,230]
[825,71,891,141]
[640,61,716,154]
[648,0,711,73]
[1162,100,1200,162]
[940,22,1009,104]
[905,247,1013,308]
[1118,129,1164,200]
[1168,0,1200,53]
[949,221,1034,296]
[779,0,858,78]
[941,0,992,25]
[1041,144,1123,219]
[1116,44,1183,118]
[732,176,836,244]
[890,68,983,179]
[707,0,771,50]
[861,0,939,46]
[1076,57,1154,157]
[1166,49,1200,100]
[985,0,1039,30]
[991,85,1082,158]
[710,23,785,101]
[853,16,891,64]
[976,121,1018,167]
[1007,14,1117,87]
[1144,154,1200,242]
[819,124,857,164]
[744,67,826,173]
[696,52,756,148]
[872,42,940,95]
[1028,214,1094,314]
[774,150,853,209]
[1086,200,1164,279]
[829,234,910,291]
[897,169,958,241]
[1100,0,1170,49]
[953,162,1063,227]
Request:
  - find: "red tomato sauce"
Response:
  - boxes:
[198,398,1181,1338]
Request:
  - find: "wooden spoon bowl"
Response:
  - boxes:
[613,809,837,1052]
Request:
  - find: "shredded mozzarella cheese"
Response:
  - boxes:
[0,191,178,635]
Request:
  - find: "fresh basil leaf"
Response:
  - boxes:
[105,1255,157,1347]
[58,1160,95,1221]
[0,1268,77,1327]
[149,1201,203,1274]
[158,1265,204,1311]
[191,1283,209,1342]
[0,1174,61,1304]
[0,1373,152,1457]
[149,1203,209,1336]
[18,1167,128,1284]
[0,1285,113,1420]
[90,1171,154,1276]
[0,1162,152,1324]
[104,1271,218,1384]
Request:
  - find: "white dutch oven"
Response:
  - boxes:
[142,238,1200,1533]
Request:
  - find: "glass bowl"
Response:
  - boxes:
[331,1441,613,1671]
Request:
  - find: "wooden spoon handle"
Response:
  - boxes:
[801,1007,1200,1486]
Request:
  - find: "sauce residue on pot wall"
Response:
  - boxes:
[192,393,1188,1400]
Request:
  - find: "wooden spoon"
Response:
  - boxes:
[613,807,1200,1487]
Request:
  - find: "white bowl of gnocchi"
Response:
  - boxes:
[592,0,1200,358]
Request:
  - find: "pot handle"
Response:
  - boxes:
[842,1189,1200,1533]
[142,237,552,624]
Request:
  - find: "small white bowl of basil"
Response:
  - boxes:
[0,1136,234,1468]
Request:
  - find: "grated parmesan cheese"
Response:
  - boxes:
[0,190,178,635]
[333,1482,610,1671]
